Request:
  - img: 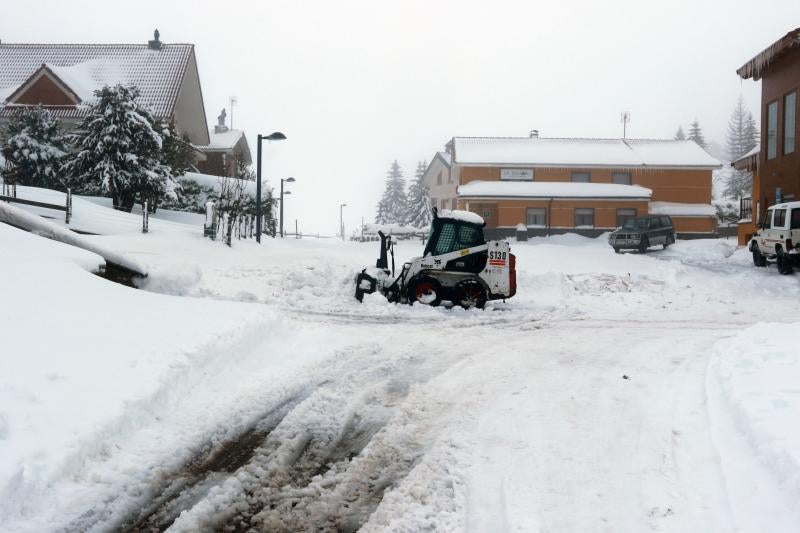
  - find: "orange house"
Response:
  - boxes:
[451,135,721,239]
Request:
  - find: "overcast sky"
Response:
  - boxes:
[2,0,799,234]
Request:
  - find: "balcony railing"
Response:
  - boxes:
[739,196,752,223]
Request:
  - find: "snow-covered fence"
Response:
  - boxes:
[361,223,428,242]
[142,201,149,233]
[0,188,73,225]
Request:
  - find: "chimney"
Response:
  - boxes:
[148,29,162,50]
[529,129,539,139]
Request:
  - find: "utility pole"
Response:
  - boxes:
[621,111,630,139]
[340,203,347,241]
[230,96,237,129]
[255,132,287,243]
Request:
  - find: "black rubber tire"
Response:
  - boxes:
[638,238,649,253]
[409,277,442,306]
[663,234,674,250]
[613,247,621,254]
[777,250,794,275]
[453,279,487,309]
[752,246,767,267]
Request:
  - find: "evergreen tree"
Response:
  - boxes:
[687,120,707,148]
[375,160,407,224]
[674,126,686,140]
[723,97,759,199]
[158,121,194,175]
[405,160,432,227]
[2,105,67,188]
[63,85,176,212]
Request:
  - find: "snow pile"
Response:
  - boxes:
[436,208,484,225]
[363,223,428,235]
[713,323,800,499]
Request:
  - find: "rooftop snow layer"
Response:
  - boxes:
[452,137,721,169]
[197,129,246,151]
[649,202,717,217]
[458,180,652,199]
[0,43,193,119]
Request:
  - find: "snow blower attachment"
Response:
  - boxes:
[354,208,516,308]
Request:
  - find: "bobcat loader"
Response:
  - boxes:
[354,208,516,308]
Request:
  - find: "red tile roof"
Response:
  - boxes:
[0,43,194,119]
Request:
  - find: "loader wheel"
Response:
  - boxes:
[454,280,487,309]
[409,277,441,306]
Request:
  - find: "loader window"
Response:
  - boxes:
[456,225,482,249]
[433,224,457,255]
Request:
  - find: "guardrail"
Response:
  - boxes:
[0,188,73,224]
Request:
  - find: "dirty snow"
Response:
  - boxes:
[1,195,800,532]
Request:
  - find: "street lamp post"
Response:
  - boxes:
[280,177,296,238]
[340,203,347,241]
[256,132,287,243]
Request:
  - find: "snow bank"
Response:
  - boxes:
[712,323,800,498]
[0,200,146,275]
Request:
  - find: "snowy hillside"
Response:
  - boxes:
[2,196,800,532]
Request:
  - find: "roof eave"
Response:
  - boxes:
[736,27,800,80]
[454,161,720,170]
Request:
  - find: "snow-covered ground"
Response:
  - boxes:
[2,195,800,532]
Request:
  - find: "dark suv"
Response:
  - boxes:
[608,215,675,253]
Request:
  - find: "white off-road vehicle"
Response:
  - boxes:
[749,201,800,275]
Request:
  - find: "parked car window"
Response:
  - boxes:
[574,208,594,227]
[773,209,787,228]
[526,208,547,226]
[660,216,671,227]
[612,172,631,185]
[571,171,591,183]
[792,210,800,229]
[616,208,636,227]
[622,217,651,230]
[761,209,773,228]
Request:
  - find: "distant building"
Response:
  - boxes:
[441,133,720,238]
[194,108,252,177]
[735,27,800,245]
[422,151,454,211]
[0,31,210,149]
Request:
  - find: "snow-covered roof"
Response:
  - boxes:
[436,208,485,225]
[737,27,800,81]
[452,137,721,169]
[435,151,451,168]
[649,202,716,217]
[458,180,652,199]
[0,43,194,119]
[199,129,245,151]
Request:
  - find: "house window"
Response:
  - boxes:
[526,208,546,227]
[574,208,594,227]
[447,171,453,183]
[785,91,796,155]
[767,100,778,160]
[451,198,457,210]
[431,198,437,209]
[571,171,591,183]
[500,168,534,181]
[440,199,448,210]
[616,208,636,227]
[437,171,443,185]
[612,172,631,185]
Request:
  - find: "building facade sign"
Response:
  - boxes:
[500,168,533,181]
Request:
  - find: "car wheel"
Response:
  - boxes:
[613,247,621,254]
[409,277,442,306]
[638,238,649,253]
[663,234,674,249]
[453,279,487,309]
[777,250,794,275]
[752,246,767,267]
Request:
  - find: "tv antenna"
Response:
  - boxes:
[620,111,630,139]
[230,96,238,129]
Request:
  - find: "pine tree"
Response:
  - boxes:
[674,126,686,140]
[405,160,432,228]
[723,97,759,199]
[159,121,194,175]
[63,85,176,212]
[375,160,407,224]
[687,120,707,148]
[2,105,67,188]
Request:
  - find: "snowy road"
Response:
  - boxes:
[4,228,800,532]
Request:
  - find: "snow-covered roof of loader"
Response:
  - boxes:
[0,43,195,119]
[458,180,652,199]
[436,209,485,225]
[452,137,721,169]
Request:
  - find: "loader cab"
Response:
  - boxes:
[423,210,487,273]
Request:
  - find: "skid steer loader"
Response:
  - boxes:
[354,208,516,308]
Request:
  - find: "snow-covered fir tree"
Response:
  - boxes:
[674,126,686,140]
[723,97,759,199]
[687,120,707,148]
[2,105,67,188]
[63,85,176,212]
[405,160,432,228]
[375,160,407,224]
